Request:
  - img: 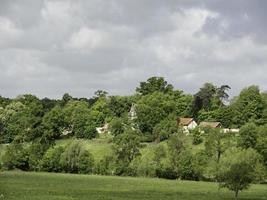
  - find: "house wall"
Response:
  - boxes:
[188,121,197,130]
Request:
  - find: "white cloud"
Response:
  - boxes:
[65,27,108,51]
[0,17,22,47]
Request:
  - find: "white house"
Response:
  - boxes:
[178,117,198,134]
[96,123,109,134]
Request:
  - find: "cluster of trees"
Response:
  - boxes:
[0,76,267,198]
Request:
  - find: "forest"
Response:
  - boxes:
[0,76,267,197]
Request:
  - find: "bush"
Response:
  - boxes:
[60,141,94,174]
[41,146,64,172]
[94,155,115,175]
[2,143,29,170]
[191,129,203,145]
[178,150,201,181]
[155,166,177,180]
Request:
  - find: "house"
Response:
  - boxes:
[178,117,198,133]
[222,128,240,133]
[199,121,222,129]
[96,123,109,134]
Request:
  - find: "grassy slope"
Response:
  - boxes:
[0,134,204,164]
[55,134,204,162]
[1,171,267,200]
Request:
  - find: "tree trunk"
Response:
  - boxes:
[235,190,239,199]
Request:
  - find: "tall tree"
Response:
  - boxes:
[136,77,173,95]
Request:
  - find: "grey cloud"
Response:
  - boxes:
[0,0,266,98]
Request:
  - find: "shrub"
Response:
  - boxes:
[41,146,64,172]
[60,141,94,174]
[191,129,203,145]
[94,155,115,175]
[2,143,29,170]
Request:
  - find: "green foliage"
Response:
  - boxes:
[0,102,31,143]
[41,105,66,140]
[178,150,200,180]
[135,92,176,137]
[191,129,203,145]
[136,76,173,95]
[238,122,258,149]
[60,141,94,174]
[167,132,185,175]
[28,139,53,171]
[218,148,266,198]
[256,125,267,165]
[109,117,125,136]
[109,96,132,118]
[2,142,29,170]
[152,114,178,142]
[64,101,97,139]
[94,155,115,175]
[231,86,265,126]
[153,144,167,166]
[41,145,64,172]
[205,129,231,163]
[113,129,142,175]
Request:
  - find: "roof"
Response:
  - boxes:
[178,118,194,126]
[199,122,221,128]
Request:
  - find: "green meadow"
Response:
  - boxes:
[0,171,266,200]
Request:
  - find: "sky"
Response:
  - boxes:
[0,0,267,99]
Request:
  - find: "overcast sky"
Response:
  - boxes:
[0,0,267,99]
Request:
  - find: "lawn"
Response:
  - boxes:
[0,171,266,200]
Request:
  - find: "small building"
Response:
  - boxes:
[222,128,240,133]
[178,117,198,133]
[199,121,222,129]
[129,104,137,120]
[96,123,109,134]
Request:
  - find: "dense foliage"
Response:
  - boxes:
[0,76,266,198]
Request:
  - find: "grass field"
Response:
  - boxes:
[0,171,267,200]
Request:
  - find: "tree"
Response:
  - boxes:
[238,123,258,149]
[109,117,125,136]
[41,145,64,172]
[167,132,185,175]
[108,96,132,118]
[135,92,175,138]
[152,114,178,142]
[256,125,267,165]
[205,129,231,163]
[231,86,265,126]
[218,148,265,199]
[60,141,94,174]
[192,83,216,116]
[153,144,167,166]
[2,142,29,170]
[0,102,31,143]
[192,83,231,117]
[41,105,66,140]
[136,77,173,95]
[61,93,73,107]
[113,129,142,175]
[94,90,108,98]
[63,101,98,139]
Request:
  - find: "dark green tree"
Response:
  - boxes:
[238,123,258,149]
[113,129,142,175]
[136,77,173,95]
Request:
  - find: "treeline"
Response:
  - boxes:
[0,77,267,197]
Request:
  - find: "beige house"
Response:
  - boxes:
[178,117,198,133]
[199,121,222,128]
